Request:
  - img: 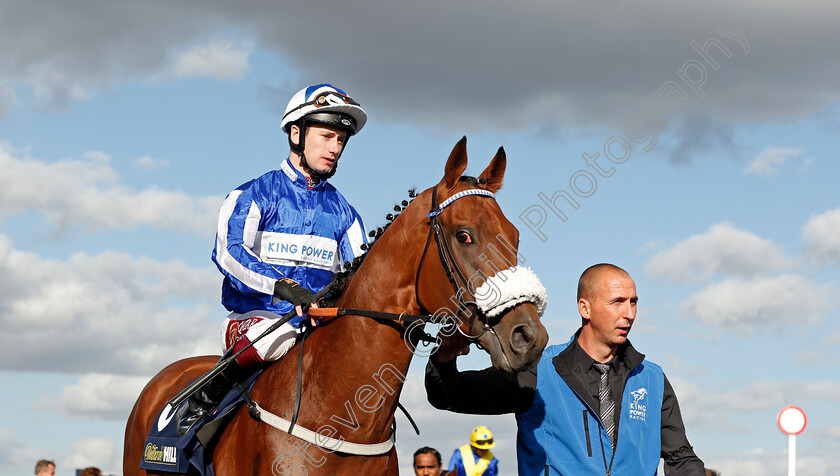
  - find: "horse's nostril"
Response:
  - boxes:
[511,324,535,352]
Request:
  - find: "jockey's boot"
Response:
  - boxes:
[175,357,250,437]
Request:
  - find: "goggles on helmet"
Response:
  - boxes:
[284,90,360,118]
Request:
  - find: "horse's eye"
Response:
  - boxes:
[456,230,473,244]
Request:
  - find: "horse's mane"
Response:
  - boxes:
[321,176,482,307]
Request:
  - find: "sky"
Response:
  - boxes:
[1,1,839,475]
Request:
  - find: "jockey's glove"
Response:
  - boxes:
[272,278,317,309]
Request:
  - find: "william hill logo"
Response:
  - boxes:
[629,388,648,422]
[144,443,177,465]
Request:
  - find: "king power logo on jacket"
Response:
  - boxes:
[260,232,338,269]
[629,387,648,422]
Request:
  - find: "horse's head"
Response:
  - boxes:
[413,137,549,372]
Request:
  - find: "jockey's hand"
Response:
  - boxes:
[432,329,471,363]
[273,278,317,317]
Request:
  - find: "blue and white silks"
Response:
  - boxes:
[212,158,367,327]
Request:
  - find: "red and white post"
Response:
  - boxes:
[777,406,806,476]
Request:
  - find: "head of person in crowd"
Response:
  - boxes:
[413,446,443,476]
[79,467,102,476]
[469,425,496,457]
[34,460,55,476]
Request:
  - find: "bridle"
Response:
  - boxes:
[414,183,501,343]
[309,183,519,352]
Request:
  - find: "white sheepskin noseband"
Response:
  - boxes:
[473,266,547,318]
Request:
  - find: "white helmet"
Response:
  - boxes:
[281,84,367,180]
[281,83,367,136]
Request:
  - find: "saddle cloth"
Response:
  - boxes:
[139,370,263,475]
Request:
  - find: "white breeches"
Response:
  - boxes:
[220,310,301,362]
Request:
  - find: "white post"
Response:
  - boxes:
[787,434,796,476]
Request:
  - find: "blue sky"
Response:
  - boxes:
[1,1,839,475]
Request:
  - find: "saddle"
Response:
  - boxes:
[139,370,263,475]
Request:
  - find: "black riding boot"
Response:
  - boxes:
[175,358,250,437]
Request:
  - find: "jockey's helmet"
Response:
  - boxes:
[281,84,367,138]
[470,425,496,450]
[281,83,367,180]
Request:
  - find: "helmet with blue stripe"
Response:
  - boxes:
[280,84,367,180]
[281,83,367,136]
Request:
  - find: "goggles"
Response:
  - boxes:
[285,91,360,119]
[312,91,359,108]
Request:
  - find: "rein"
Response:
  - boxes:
[308,307,437,343]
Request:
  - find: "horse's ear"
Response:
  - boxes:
[438,136,468,193]
[477,146,506,193]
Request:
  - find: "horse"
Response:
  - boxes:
[124,137,550,475]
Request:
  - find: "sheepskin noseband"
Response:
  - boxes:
[473,266,547,318]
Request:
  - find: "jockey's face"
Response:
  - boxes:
[413,453,442,476]
[581,270,637,349]
[290,123,347,175]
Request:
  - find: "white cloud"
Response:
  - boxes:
[681,274,833,331]
[645,223,796,283]
[132,155,170,170]
[0,143,221,235]
[62,438,121,475]
[743,146,804,175]
[32,373,149,420]
[0,2,243,110]
[0,233,219,375]
[164,40,251,81]
[26,64,93,108]
[803,207,840,264]
[710,380,840,412]
[0,428,41,475]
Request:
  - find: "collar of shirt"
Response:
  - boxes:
[551,330,647,412]
[570,339,620,398]
[281,157,326,190]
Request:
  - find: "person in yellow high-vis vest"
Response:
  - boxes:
[446,426,499,476]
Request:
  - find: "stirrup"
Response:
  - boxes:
[175,389,220,437]
[174,356,249,437]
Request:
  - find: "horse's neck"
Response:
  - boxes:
[290,306,413,440]
[260,211,426,439]
[301,221,426,437]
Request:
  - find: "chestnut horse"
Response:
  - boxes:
[124,137,549,475]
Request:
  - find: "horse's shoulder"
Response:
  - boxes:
[159,355,218,376]
[143,355,220,397]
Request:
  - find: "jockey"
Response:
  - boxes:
[175,83,369,436]
[447,426,499,476]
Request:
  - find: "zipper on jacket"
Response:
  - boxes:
[582,410,592,457]
[544,465,549,476]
